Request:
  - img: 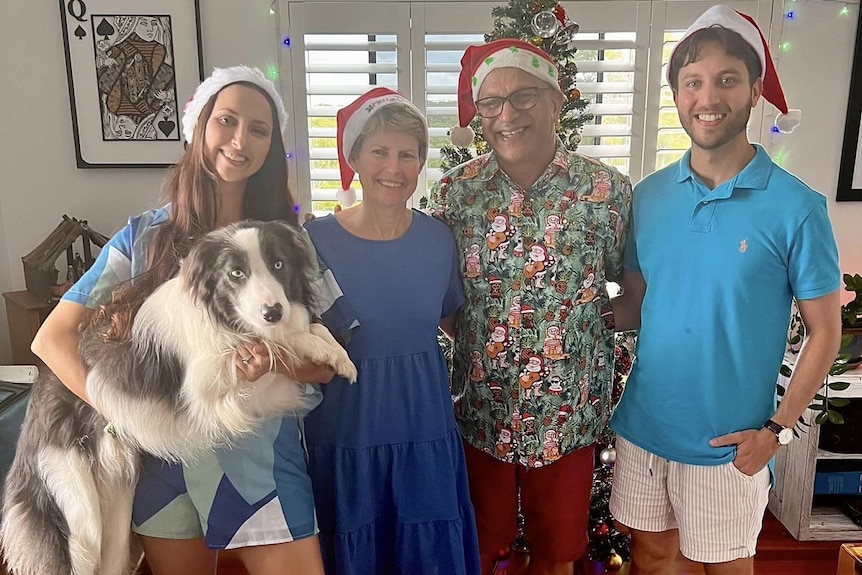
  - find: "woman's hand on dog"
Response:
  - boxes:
[236,342,337,384]
[236,343,270,381]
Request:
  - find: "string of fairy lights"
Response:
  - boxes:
[263,0,857,169]
[769,0,857,166]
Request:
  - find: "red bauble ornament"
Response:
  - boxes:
[592,522,611,539]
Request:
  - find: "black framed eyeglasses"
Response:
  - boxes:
[474,86,552,119]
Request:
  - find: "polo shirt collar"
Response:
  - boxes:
[673,144,772,193]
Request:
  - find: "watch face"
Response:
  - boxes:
[777,427,794,445]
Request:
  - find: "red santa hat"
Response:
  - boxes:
[336,87,426,207]
[182,66,288,145]
[669,4,801,133]
[451,39,562,147]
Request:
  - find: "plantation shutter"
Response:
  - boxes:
[283,2,412,212]
[418,3,495,193]
[558,1,651,182]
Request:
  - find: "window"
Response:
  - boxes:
[281,0,774,213]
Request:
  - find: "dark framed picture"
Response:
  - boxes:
[838,5,862,201]
[59,0,203,168]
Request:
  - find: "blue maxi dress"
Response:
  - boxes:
[304,210,480,575]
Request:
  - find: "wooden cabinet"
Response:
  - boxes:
[769,354,862,541]
[2,290,56,366]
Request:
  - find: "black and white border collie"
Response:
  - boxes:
[1,220,356,575]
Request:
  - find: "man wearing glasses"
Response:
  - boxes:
[425,38,632,575]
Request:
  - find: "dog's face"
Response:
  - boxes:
[181,220,316,333]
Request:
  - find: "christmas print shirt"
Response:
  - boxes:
[425,140,632,467]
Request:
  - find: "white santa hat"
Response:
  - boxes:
[336,87,426,208]
[181,66,289,145]
[451,38,562,147]
[669,5,801,133]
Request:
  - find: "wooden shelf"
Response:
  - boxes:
[769,352,862,541]
[817,449,862,460]
[808,506,862,541]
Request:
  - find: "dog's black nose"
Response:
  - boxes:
[261,303,283,323]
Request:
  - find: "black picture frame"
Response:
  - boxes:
[58,0,204,168]
[838,5,862,201]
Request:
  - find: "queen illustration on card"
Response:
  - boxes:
[94,15,177,141]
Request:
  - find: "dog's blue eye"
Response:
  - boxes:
[273,261,283,270]
[230,269,246,279]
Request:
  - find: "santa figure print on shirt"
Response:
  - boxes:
[524,243,554,290]
[575,268,598,304]
[509,189,525,218]
[585,170,612,203]
[519,354,548,398]
[486,214,514,262]
[511,405,523,432]
[542,325,566,360]
[465,243,482,278]
[543,429,561,462]
[543,214,564,249]
[469,350,486,382]
[496,428,514,461]
[485,324,512,368]
[508,295,522,328]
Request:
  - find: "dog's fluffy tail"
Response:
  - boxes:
[1,485,73,575]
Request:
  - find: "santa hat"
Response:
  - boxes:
[669,4,801,133]
[181,66,288,145]
[336,87,426,207]
[451,39,562,147]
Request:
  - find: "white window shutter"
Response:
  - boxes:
[285,2,412,213]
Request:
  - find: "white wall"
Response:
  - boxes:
[0,0,860,363]
[772,0,862,296]
[0,0,279,363]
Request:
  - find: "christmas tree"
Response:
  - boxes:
[439,0,593,172]
[586,335,635,573]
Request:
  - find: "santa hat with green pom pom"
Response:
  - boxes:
[670,4,801,134]
[452,39,562,147]
[336,87,425,207]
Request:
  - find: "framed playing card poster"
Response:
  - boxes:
[838,5,862,201]
[59,0,203,168]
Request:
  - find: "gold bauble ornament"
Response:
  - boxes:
[530,36,545,46]
[569,88,581,100]
[604,551,624,571]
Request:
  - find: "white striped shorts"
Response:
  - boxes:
[609,436,770,563]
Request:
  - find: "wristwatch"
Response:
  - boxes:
[763,419,794,446]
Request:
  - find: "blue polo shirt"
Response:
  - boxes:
[610,145,839,465]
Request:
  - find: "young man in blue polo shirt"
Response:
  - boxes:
[608,5,842,575]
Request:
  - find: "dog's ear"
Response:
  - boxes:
[267,221,318,309]
[180,231,226,305]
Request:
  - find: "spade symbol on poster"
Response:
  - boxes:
[96,18,115,40]
[74,25,86,39]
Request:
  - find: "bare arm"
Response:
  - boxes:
[439,313,457,341]
[711,290,842,474]
[772,290,843,429]
[610,270,646,332]
[31,300,91,403]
